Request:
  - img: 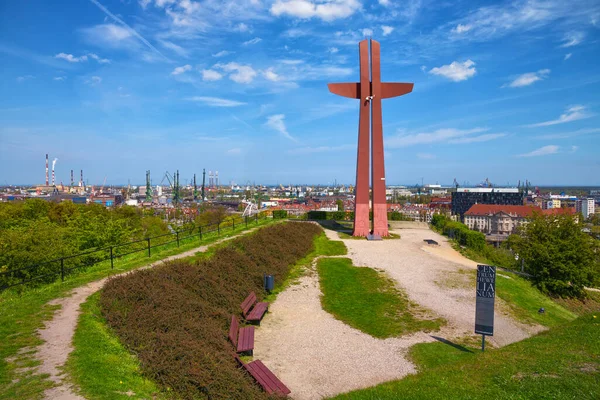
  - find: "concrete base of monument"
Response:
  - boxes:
[367,234,382,241]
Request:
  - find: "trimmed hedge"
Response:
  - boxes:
[431,215,486,251]
[307,210,414,221]
[100,222,322,399]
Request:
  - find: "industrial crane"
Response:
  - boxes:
[453,178,460,189]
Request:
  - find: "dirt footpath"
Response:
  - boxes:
[254,226,543,400]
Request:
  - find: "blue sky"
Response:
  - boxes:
[1,0,599,186]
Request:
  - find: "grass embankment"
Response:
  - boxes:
[0,217,274,400]
[317,258,445,338]
[66,227,348,399]
[333,313,600,400]
[92,222,322,400]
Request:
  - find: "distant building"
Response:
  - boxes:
[542,199,561,209]
[576,198,596,219]
[451,188,525,220]
[464,204,539,236]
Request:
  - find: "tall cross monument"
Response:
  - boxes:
[328,39,413,237]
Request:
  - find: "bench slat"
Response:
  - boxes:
[247,302,268,322]
[228,315,239,346]
[252,360,290,395]
[245,360,290,396]
[241,292,257,317]
[237,326,254,353]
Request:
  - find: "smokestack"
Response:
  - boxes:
[45,154,49,186]
[70,170,74,186]
[80,170,83,187]
[51,158,58,186]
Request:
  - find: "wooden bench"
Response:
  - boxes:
[232,354,291,396]
[228,315,254,354]
[241,292,269,323]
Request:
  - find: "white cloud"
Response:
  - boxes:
[452,24,472,34]
[449,133,507,144]
[361,28,373,37]
[54,76,66,81]
[560,32,584,47]
[387,127,503,147]
[185,96,247,107]
[158,40,190,57]
[227,148,242,155]
[429,60,476,82]
[417,153,436,159]
[516,145,560,157]
[535,128,600,140]
[526,105,592,127]
[378,0,390,6]
[171,64,192,75]
[88,0,167,60]
[55,53,88,62]
[564,53,572,60]
[215,62,257,84]
[213,50,232,57]
[243,37,262,45]
[16,75,35,82]
[270,0,361,22]
[88,53,111,63]
[570,145,579,153]
[328,47,339,54]
[263,67,280,82]
[201,69,223,81]
[234,23,251,32]
[505,69,550,88]
[55,52,110,64]
[85,76,102,86]
[420,65,427,72]
[381,25,394,36]
[266,114,297,142]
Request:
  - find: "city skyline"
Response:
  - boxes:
[1,0,599,185]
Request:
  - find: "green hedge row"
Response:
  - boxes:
[431,214,486,251]
[100,222,322,399]
[306,210,414,221]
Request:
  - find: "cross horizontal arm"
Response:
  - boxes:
[327,83,360,99]
[381,83,414,99]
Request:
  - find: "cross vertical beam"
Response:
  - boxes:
[328,39,413,237]
[354,40,371,236]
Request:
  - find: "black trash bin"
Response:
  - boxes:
[264,274,274,292]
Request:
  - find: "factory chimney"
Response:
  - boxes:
[51,158,58,186]
[45,154,49,186]
[80,170,83,187]
[70,170,74,187]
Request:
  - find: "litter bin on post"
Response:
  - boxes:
[264,274,274,293]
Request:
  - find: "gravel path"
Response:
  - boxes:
[33,229,261,400]
[254,226,544,400]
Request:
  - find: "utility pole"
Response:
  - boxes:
[201,168,206,201]
[145,170,153,202]
[173,169,180,205]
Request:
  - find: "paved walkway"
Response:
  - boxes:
[254,226,544,400]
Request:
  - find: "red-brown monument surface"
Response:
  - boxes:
[328,39,413,237]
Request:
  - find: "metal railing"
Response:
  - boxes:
[0,211,280,292]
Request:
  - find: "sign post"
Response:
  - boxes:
[475,265,496,351]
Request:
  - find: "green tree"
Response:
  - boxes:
[508,213,599,298]
[336,199,344,212]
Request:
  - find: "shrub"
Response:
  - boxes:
[100,222,322,399]
[272,210,288,219]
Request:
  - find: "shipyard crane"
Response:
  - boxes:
[100,176,107,193]
[160,171,174,188]
[453,178,460,189]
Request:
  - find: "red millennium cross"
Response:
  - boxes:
[328,39,414,237]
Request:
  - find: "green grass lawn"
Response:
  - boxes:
[0,217,274,400]
[317,258,445,338]
[332,313,600,400]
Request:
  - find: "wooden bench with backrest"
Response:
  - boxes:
[228,315,254,355]
[232,353,291,397]
[241,292,269,323]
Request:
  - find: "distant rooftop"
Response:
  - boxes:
[455,188,520,193]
